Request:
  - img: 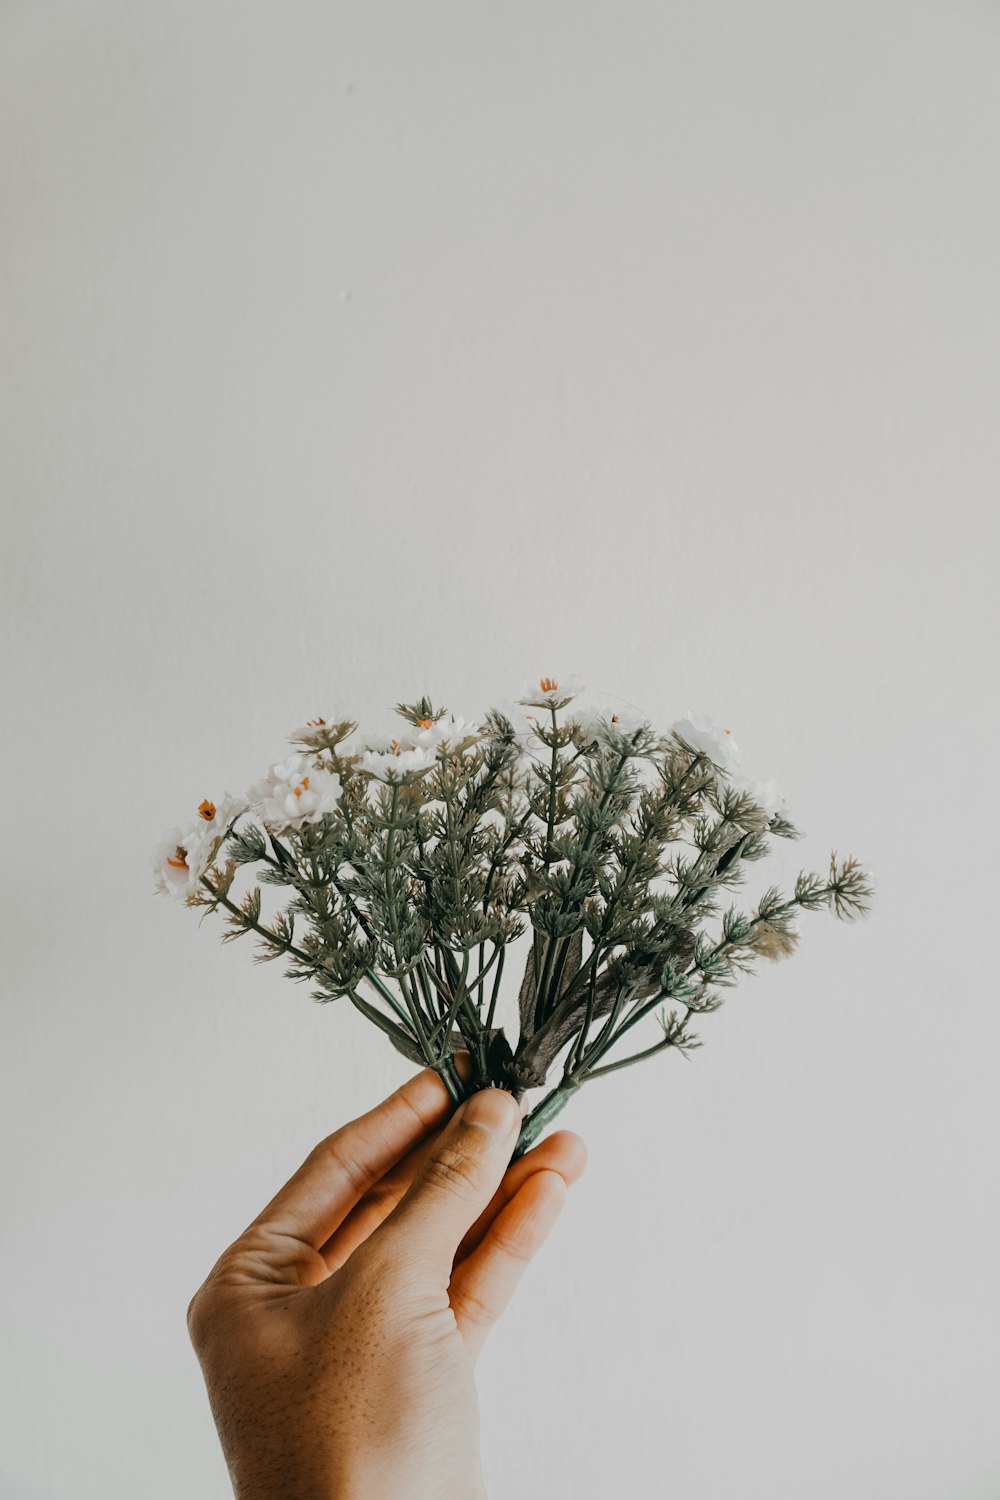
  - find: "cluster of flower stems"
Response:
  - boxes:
[187,694,871,1160]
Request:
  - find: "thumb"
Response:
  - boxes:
[373,1088,521,1274]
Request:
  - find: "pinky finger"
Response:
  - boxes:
[448,1168,568,1363]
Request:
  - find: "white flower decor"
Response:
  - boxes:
[411,713,480,750]
[150,794,242,901]
[575,703,651,742]
[151,823,215,901]
[518,674,586,709]
[290,715,333,742]
[670,713,741,775]
[288,705,358,749]
[735,777,788,817]
[360,737,439,781]
[197,793,246,841]
[153,681,872,1161]
[489,699,541,741]
[248,754,342,832]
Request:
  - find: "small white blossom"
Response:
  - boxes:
[248,754,342,832]
[487,698,559,767]
[360,737,438,781]
[518,674,586,709]
[151,821,215,901]
[488,699,540,742]
[605,707,650,738]
[575,703,651,742]
[288,703,357,748]
[671,713,741,774]
[735,777,787,817]
[195,792,246,841]
[150,794,245,901]
[411,713,480,750]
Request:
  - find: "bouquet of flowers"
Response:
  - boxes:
[152,676,872,1158]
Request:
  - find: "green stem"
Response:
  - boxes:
[439,1055,471,1104]
[479,807,534,953]
[381,784,429,1029]
[533,738,634,1028]
[301,850,417,1035]
[330,873,376,944]
[346,988,430,1058]
[568,954,601,1072]
[428,952,473,1047]
[199,876,313,964]
[362,974,412,1028]
[485,944,505,1032]
[584,1031,686,1079]
[512,1079,582,1160]
[464,942,502,1004]
[571,979,636,1074]
[414,954,436,1011]
[543,703,560,866]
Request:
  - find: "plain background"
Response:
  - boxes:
[2,3,998,1496]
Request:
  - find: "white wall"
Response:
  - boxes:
[2,3,998,1496]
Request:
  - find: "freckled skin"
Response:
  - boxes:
[187,1067,586,1500]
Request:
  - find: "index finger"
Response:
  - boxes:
[242,1064,461,1260]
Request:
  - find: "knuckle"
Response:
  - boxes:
[424,1140,482,1197]
[490,1216,539,1264]
[318,1133,377,1198]
[183,1248,249,1349]
[343,1236,395,1290]
[361,1176,403,1215]
[392,1083,441,1137]
[452,1282,496,1331]
[185,1285,212,1347]
[340,1238,423,1314]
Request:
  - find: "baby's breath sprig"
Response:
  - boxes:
[152,679,873,1155]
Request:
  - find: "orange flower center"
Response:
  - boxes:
[390,739,401,755]
[198,799,216,821]
[539,677,558,693]
[417,718,435,730]
[293,776,311,798]
[167,845,188,870]
[307,716,326,727]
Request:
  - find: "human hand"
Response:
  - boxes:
[186,1065,587,1500]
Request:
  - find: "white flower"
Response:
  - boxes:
[194,792,246,841]
[288,703,357,748]
[670,713,741,774]
[411,713,480,750]
[488,699,541,742]
[486,698,562,767]
[151,820,215,901]
[575,703,651,742]
[360,736,438,781]
[248,754,342,832]
[735,777,787,817]
[518,674,586,709]
[150,793,246,901]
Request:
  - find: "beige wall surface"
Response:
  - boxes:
[2,3,998,1496]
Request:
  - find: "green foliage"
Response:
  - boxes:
[180,695,873,1139]
[226,825,267,865]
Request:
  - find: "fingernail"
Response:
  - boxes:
[461,1088,519,1135]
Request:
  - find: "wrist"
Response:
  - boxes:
[328,1458,489,1500]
